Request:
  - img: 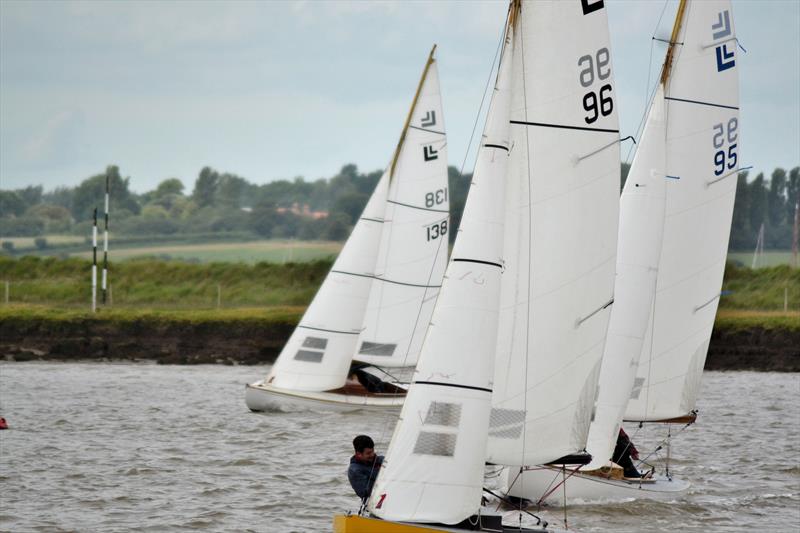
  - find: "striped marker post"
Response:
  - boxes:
[92,207,98,313]
[102,174,109,304]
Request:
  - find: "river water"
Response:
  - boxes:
[0,363,798,532]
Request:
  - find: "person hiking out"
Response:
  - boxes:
[347,434,384,500]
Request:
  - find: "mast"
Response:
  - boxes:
[389,44,437,180]
[660,0,688,86]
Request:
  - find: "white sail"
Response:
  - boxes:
[625,0,740,422]
[367,31,514,525]
[488,0,619,467]
[266,174,388,392]
[585,85,667,469]
[354,61,449,370]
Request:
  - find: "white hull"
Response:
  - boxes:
[245,380,404,413]
[505,466,690,506]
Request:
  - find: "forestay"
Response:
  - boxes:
[354,59,449,370]
[625,0,740,422]
[488,0,619,467]
[266,174,388,392]
[367,31,514,525]
[585,86,667,469]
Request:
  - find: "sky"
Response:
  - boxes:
[1,0,798,194]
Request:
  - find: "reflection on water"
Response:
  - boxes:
[0,363,797,532]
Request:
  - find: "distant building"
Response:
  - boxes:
[276,203,329,220]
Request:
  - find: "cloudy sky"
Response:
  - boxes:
[1,0,798,193]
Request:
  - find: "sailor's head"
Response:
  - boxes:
[353,434,376,462]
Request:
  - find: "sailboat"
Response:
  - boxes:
[334,0,620,530]
[507,0,740,504]
[246,46,449,412]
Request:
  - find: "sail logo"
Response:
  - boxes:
[421,110,437,127]
[712,10,735,72]
[423,145,439,161]
[580,0,604,15]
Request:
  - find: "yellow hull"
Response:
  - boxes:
[333,515,458,533]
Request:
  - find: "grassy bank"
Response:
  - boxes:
[0,255,331,308]
[0,256,797,333]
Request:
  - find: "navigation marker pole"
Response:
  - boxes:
[92,207,98,313]
[102,174,109,304]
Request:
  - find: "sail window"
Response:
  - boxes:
[358,341,397,357]
[489,408,526,427]
[413,431,456,456]
[302,337,328,350]
[423,402,462,427]
[489,426,522,439]
[294,350,323,363]
[630,378,645,399]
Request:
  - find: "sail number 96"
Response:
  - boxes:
[712,117,738,176]
[578,47,613,124]
[425,188,448,208]
[426,220,448,241]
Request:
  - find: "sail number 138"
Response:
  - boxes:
[426,220,448,241]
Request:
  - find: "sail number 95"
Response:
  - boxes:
[426,220,448,241]
[425,188,448,208]
[712,117,738,176]
[578,47,613,124]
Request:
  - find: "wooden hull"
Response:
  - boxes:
[333,515,555,532]
[245,381,404,413]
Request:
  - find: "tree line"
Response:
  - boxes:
[1,163,798,251]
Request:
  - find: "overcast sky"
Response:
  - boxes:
[1,0,798,193]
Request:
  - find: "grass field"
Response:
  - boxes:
[2,235,85,249]
[70,240,342,264]
[727,251,796,268]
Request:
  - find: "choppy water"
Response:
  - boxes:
[0,363,798,532]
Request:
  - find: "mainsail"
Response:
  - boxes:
[265,47,449,392]
[625,0,740,422]
[353,53,449,370]
[487,0,619,467]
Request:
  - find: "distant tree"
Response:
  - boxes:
[729,172,752,249]
[748,173,768,235]
[15,185,43,209]
[250,203,281,237]
[1,241,14,252]
[43,186,75,211]
[0,191,26,216]
[332,192,368,225]
[34,237,48,249]
[26,204,73,233]
[192,167,220,208]
[153,178,185,199]
[767,168,787,229]
[72,165,140,221]
[321,213,351,241]
[216,174,249,208]
[786,167,800,226]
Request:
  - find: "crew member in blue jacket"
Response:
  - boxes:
[347,435,384,500]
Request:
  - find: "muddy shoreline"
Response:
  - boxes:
[1,317,798,371]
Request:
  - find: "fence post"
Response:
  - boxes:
[4,280,8,304]
[217,284,221,309]
[785,285,789,313]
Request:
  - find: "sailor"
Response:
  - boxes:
[347,435,384,500]
[347,363,386,393]
[612,427,641,478]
